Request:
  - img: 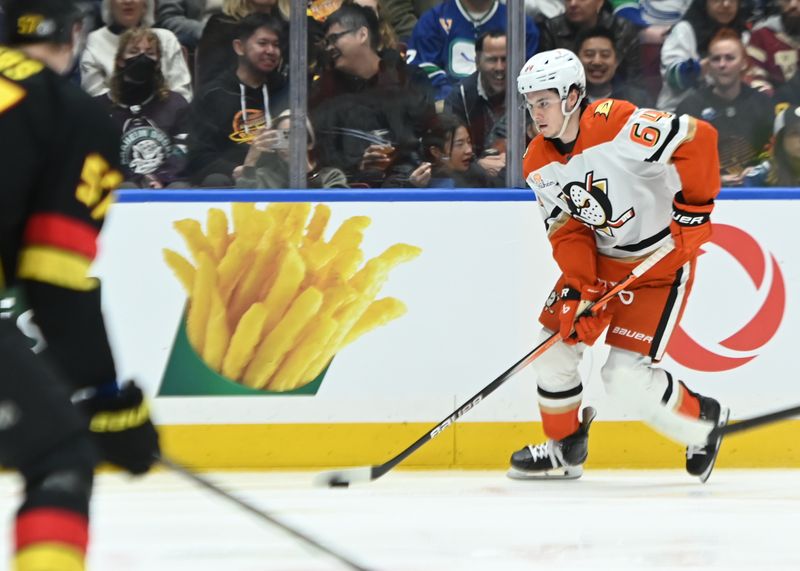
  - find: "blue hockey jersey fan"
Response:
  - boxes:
[407,0,539,101]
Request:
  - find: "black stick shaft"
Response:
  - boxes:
[715,405,800,438]
[158,455,372,571]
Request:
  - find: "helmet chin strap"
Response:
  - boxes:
[553,96,580,141]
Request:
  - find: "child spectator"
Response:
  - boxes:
[237,110,349,188]
[744,104,800,186]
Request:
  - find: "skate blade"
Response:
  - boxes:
[506,464,584,480]
[699,406,730,484]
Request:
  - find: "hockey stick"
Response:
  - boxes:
[158,455,372,571]
[313,243,676,488]
[710,404,800,439]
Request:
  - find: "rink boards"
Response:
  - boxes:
[96,189,800,469]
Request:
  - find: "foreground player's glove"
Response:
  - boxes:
[77,381,160,475]
[559,284,612,346]
[670,191,714,258]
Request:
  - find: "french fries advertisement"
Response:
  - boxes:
[159,203,421,395]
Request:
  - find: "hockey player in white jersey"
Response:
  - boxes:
[510,48,729,482]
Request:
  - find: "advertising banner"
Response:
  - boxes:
[93,199,796,429]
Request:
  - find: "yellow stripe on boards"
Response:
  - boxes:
[17,246,95,291]
[156,421,800,470]
[15,543,84,571]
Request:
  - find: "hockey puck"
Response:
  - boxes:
[329,481,349,488]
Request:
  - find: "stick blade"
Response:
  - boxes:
[312,466,373,488]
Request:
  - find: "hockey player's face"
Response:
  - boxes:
[111,0,147,28]
[707,39,746,89]
[241,27,282,74]
[525,90,565,138]
[578,37,618,86]
[706,0,738,25]
[477,36,507,96]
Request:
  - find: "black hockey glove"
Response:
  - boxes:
[76,381,160,475]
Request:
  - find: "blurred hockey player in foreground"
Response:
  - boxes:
[510,48,728,483]
[0,1,159,569]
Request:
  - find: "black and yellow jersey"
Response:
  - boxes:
[0,46,123,391]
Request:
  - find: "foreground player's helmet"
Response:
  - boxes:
[517,48,586,102]
[4,0,87,45]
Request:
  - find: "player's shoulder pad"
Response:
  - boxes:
[522,133,558,175]
[578,98,637,146]
[0,46,51,102]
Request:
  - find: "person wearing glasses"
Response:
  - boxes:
[310,3,436,187]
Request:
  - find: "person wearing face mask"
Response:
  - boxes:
[96,28,191,188]
[80,0,193,101]
[188,12,288,187]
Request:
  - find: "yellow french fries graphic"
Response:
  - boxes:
[164,203,421,392]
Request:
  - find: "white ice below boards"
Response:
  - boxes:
[1,469,797,570]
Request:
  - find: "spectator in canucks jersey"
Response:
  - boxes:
[407,0,539,104]
[95,27,191,188]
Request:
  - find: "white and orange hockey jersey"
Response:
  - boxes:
[522,98,720,289]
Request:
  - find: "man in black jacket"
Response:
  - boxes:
[539,0,641,83]
[444,29,508,165]
[677,29,773,186]
[311,3,436,187]
[187,12,288,186]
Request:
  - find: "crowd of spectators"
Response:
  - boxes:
[3,0,798,188]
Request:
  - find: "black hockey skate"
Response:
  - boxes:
[686,395,730,483]
[507,407,596,480]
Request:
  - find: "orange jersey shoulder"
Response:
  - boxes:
[576,98,638,153]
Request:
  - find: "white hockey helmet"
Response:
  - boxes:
[517,48,586,102]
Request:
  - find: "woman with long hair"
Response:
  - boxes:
[657,0,750,111]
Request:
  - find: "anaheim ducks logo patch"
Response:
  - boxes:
[230,109,268,143]
[560,171,635,236]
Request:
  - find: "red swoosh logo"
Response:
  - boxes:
[667,224,785,373]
